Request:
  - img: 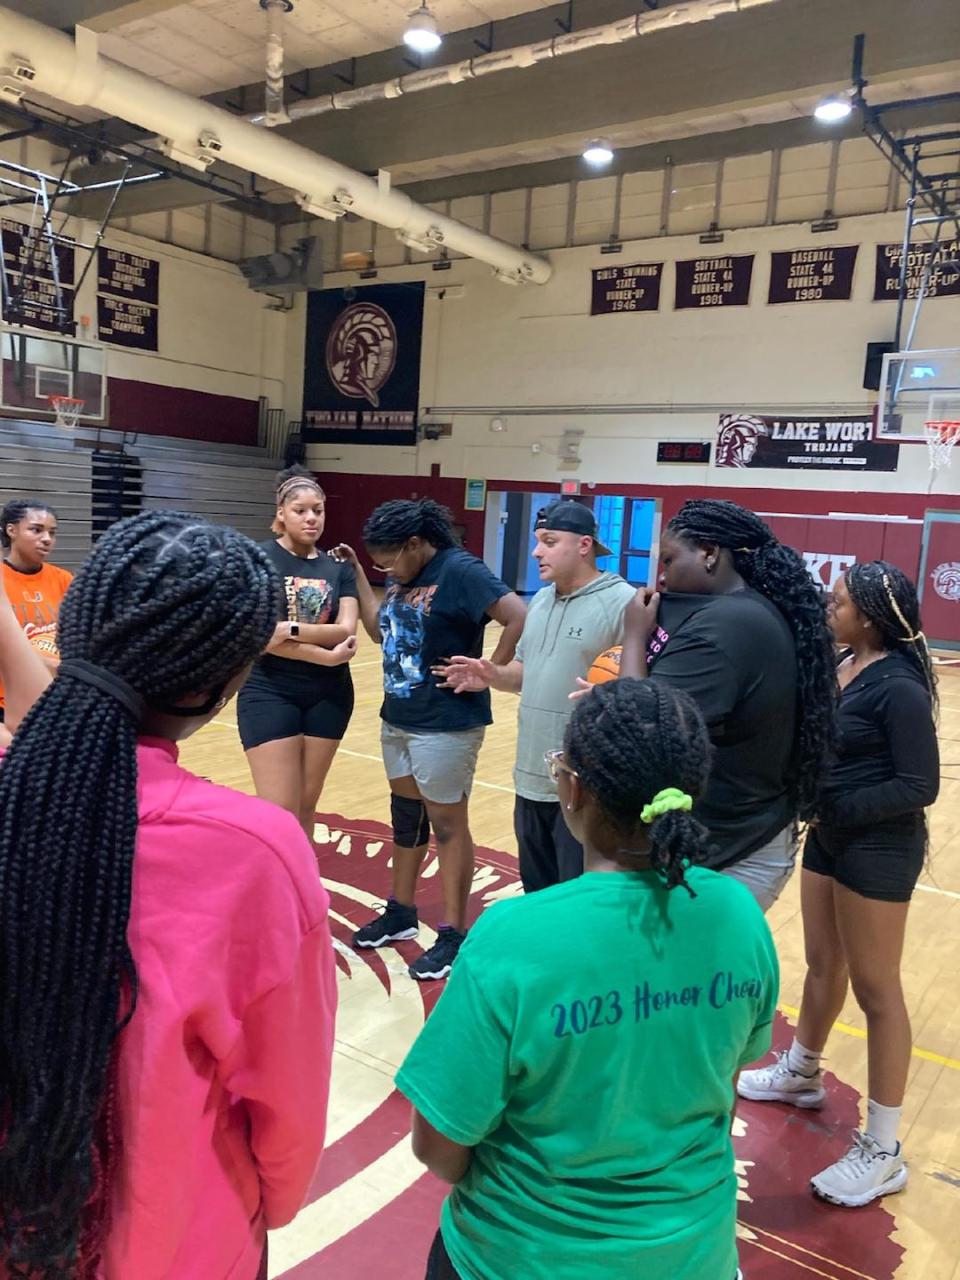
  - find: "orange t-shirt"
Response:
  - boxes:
[1,559,74,708]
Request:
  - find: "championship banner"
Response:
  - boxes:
[302,283,425,445]
[97,247,160,305]
[1,270,75,333]
[1,217,75,286]
[97,295,159,351]
[715,413,899,472]
[768,245,858,304]
[1,216,75,333]
[874,239,960,301]
[675,253,753,310]
[591,262,663,314]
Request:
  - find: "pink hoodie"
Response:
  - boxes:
[97,738,337,1279]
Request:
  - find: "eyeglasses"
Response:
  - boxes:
[370,542,408,574]
[544,749,579,783]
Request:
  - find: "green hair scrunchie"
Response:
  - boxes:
[640,787,693,825]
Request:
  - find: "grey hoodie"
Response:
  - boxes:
[514,572,636,801]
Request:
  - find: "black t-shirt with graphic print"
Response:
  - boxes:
[255,540,358,691]
[379,547,510,733]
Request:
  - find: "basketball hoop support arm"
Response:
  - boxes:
[0,5,551,285]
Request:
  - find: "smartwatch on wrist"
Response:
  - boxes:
[289,621,300,639]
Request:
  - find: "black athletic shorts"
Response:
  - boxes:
[802,815,926,903]
[425,1232,462,1280]
[237,668,354,750]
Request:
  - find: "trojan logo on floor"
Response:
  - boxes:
[266,815,904,1280]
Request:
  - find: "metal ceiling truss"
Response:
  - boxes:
[0,141,133,332]
[851,33,960,354]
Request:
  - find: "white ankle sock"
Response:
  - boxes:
[866,1099,902,1155]
[786,1037,821,1076]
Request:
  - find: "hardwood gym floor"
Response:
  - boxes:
[182,638,960,1280]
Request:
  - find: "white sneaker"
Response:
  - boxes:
[811,1130,908,1207]
[737,1050,826,1108]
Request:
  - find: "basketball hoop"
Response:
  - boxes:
[923,420,960,473]
[48,395,85,429]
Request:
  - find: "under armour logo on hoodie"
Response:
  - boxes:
[568,626,583,638]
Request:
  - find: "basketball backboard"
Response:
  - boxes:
[877,347,960,441]
[1,324,106,421]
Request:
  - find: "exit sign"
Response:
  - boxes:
[560,481,581,495]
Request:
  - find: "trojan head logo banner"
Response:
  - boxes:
[303,283,424,445]
[932,561,960,603]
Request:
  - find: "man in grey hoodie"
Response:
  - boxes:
[436,502,636,891]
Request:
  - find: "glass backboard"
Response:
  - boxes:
[1,325,106,421]
[877,347,960,441]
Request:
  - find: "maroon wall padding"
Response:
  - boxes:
[317,471,960,581]
[318,473,486,567]
[107,377,260,446]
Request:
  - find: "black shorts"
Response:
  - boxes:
[803,816,926,903]
[237,669,354,750]
[425,1232,462,1280]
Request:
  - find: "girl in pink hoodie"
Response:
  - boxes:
[0,512,337,1280]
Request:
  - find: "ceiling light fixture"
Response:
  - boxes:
[403,4,443,55]
[813,93,853,124]
[582,138,614,167]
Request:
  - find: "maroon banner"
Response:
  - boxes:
[1,216,75,286]
[675,253,753,310]
[98,247,160,305]
[768,245,858,303]
[591,262,664,314]
[97,295,159,350]
[874,239,960,301]
[715,413,899,472]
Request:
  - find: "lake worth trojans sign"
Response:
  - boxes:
[302,282,425,445]
[715,413,898,472]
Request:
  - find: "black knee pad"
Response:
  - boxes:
[391,793,430,848]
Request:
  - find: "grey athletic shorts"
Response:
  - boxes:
[722,824,799,913]
[381,722,485,806]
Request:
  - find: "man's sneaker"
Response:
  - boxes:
[408,926,465,981]
[352,898,419,949]
[737,1051,826,1108]
[811,1130,908,1207]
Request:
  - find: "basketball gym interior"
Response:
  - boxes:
[0,1,958,1277]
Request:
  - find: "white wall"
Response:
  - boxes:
[295,208,960,498]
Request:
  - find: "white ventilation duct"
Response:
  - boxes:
[247,0,784,125]
[0,6,551,285]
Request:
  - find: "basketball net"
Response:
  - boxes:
[49,395,85,430]
[923,420,960,473]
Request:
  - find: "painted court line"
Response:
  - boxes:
[743,1224,886,1280]
[778,1002,960,1072]
[914,882,960,901]
[208,724,515,793]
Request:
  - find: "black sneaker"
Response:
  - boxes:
[408,926,465,981]
[352,898,419,949]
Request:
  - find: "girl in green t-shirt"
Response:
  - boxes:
[397,678,778,1280]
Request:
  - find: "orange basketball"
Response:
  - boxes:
[587,646,622,684]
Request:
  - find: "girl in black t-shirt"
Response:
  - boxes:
[618,500,836,912]
[739,562,939,1209]
[331,500,525,982]
[237,469,358,834]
